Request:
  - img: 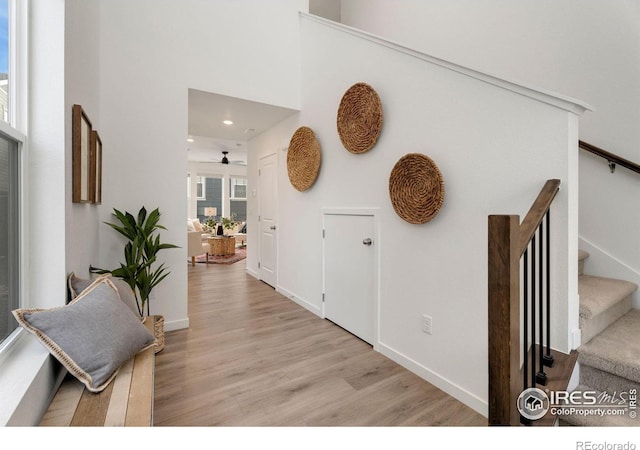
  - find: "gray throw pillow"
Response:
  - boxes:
[107,276,142,318]
[68,272,140,318]
[67,272,94,301]
[13,278,156,392]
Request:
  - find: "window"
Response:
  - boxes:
[0,0,8,123]
[0,77,7,123]
[229,177,247,222]
[230,177,247,200]
[0,129,19,345]
[196,176,206,200]
[196,176,222,222]
[0,0,24,348]
[188,174,246,223]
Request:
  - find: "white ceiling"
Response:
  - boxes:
[187,89,298,164]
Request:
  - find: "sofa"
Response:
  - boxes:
[233,222,247,246]
[188,217,246,247]
[187,217,210,238]
[187,230,210,265]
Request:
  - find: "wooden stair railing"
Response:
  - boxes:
[579,140,640,175]
[488,179,561,426]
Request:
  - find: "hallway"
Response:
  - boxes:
[153,261,486,426]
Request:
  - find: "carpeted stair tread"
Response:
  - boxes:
[559,384,639,427]
[579,275,637,320]
[580,362,640,395]
[578,309,640,384]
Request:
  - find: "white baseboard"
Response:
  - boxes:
[276,286,322,317]
[245,268,259,279]
[377,341,488,418]
[572,328,582,350]
[164,317,189,332]
[256,281,488,417]
[243,271,321,316]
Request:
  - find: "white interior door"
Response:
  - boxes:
[259,153,277,287]
[323,213,376,345]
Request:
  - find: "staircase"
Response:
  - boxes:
[560,250,640,426]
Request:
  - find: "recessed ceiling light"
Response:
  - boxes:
[223,120,234,126]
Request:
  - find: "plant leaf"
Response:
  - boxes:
[102,205,178,315]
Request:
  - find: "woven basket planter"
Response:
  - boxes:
[389,153,445,224]
[337,82,383,154]
[152,315,165,353]
[287,126,321,192]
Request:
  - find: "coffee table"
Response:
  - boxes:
[208,236,236,256]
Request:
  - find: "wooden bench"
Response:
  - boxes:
[40,317,157,426]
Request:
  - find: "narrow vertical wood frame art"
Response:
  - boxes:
[91,130,102,204]
[72,104,93,203]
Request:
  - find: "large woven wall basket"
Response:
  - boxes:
[389,153,445,224]
[337,82,383,154]
[287,126,322,192]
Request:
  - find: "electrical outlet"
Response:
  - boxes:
[422,314,432,335]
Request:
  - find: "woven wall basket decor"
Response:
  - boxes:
[389,153,445,224]
[287,126,321,192]
[337,82,383,154]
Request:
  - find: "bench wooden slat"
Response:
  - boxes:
[125,341,154,426]
[70,380,115,426]
[40,316,157,427]
[39,376,84,426]
[103,357,135,426]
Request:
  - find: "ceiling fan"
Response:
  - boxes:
[211,150,246,166]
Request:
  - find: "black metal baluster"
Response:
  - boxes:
[523,247,529,391]
[536,221,548,384]
[531,234,537,388]
[543,211,554,368]
[521,246,531,425]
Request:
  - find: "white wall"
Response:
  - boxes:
[30,0,67,309]
[341,0,640,306]
[65,0,102,280]
[98,0,306,331]
[309,0,341,22]
[266,14,587,416]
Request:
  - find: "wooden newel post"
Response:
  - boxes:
[488,214,521,425]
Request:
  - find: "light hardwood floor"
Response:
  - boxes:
[153,259,487,426]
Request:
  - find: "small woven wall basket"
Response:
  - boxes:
[337,82,383,154]
[389,153,445,224]
[287,126,321,192]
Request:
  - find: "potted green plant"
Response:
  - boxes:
[91,206,179,318]
[203,218,217,234]
[221,214,239,236]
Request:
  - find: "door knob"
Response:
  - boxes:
[270,226,276,230]
[362,238,372,246]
